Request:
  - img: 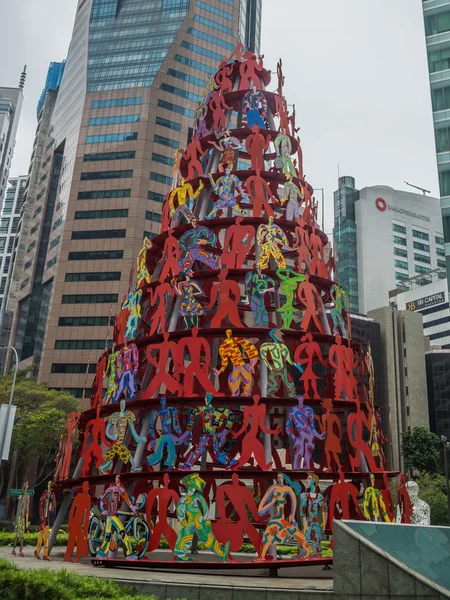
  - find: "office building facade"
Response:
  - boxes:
[423,0,450,286]
[334,177,444,314]
[426,349,450,441]
[9,0,262,395]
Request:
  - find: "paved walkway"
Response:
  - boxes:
[0,546,333,599]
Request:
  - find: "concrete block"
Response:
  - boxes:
[166,584,200,600]
[360,543,389,597]
[233,588,267,600]
[333,525,361,595]
[199,586,233,600]
[388,561,416,597]
[416,579,441,597]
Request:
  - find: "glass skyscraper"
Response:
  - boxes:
[8,0,262,394]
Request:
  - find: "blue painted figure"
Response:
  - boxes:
[147,396,183,470]
[122,284,142,340]
[244,266,275,327]
[178,216,218,272]
[299,472,327,556]
[207,167,249,219]
[242,85,267,129]
[286,395,325,470]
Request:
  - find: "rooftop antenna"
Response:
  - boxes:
[404,181,431,196]
[19,65,27,90]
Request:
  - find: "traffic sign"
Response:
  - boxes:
[8,489,34,496]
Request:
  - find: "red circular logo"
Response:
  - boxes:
[376,197,387,212]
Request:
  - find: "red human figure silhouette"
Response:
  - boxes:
[320,397,343,472]
[221,216,255,269]
[54,432,68,482]
[91,353,107,409]
[294,333,326,399]
[209,90,233,132]
[245,174,277,218]
[215,64,234,95]
[231,395,281,470]
[275,95,290,133]
[158,229,180,283]
[397,473,413,524]
[239,51,264,90]
[81,407,110,476]
[344,344,359,403]
[381,472,395,522]
[347,407,381,472]
[141,332,181,399]
[146,474,180,552]
[147,282,174,335]
[245,125,270,175]
[329,334,352,401]
[208,268,244,328]
[327,246,336,281]
[296,135,304,180]
[213,474,262,553]
[161,193,171,231]
[297,275,325,333]
[328,471,363,522]
[294,218,312,273]
[60,412,81,481]
[64,481,91,563]
[180,136,205,181]
[176,328,217,396]
[308,227,325,276]
[114,304,129,346]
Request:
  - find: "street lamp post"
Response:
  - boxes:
[442,435,450,524]
[0,345,18,466]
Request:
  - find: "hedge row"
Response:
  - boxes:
[0,532,68,547]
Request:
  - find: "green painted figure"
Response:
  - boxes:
[260,329,303,397]
[276,267,306,329]
[105,350,119,404]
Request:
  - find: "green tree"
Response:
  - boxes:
[0,371,79,499]
[416,472,449,526]
[401,426,441,474]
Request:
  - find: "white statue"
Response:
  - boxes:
[406,481,430,526]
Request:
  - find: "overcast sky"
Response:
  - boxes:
[0,0,438,234]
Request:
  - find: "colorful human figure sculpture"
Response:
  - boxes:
[370,406,388,469]
[321,397,343,472]
[297,275,325,333]
[274,129,296,178]
[308,227,326,277]
[329,334,352,401]
[64,481,91,563]
[146,396,182,470]
[178,216,218,271]
[396,473,413,524]
[276,267,306,329]
[177,328,217,396]
[221,216,255,269]
[35,481,56,561]
[246,175,277,219]
[180,393,237,469]
[174,473,231,562]
[240,52,264,90]
[209,90,233,133]
[280,173,304,221]
[207,167,248,219]
[142,332,181,399]
[96,475,138,559]
[168,178,204,227]
[159,229,180,283]
[286,395,325,470]
[208,268,245,328]
[90,352,107,409]
[347,406,380,472]
[81,407,110,476]
[245,125,270,174]
[214,329,259,396]
[121,284,142,340]
[148,281,174,335]
[147,474,180,552]
[256,473,311,561]
[57,412,81,481]
[294,217,312,273]
[112,340,139,404]
[380,472,395,522]
[105,350,119,404]
[299,473,327,556]
[244,266,275,327]
[260,328,302,397]
[215,63,234,95]
[275,94,291,134]
[363,474,391,522]
[99,399,146,474]
[173,270,205,329]
[180,135,206,181]
[242,85,267,129]
[294,333,327,399]
[210,130,241,172]
[214,474,262,553]
[12,482,30,557]
[232,394,280,470]
[328,471,363,521]
[137,237,153,287]
[257,216,289,269]
[330,284,350,338]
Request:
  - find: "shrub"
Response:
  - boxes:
[0,532,68,547]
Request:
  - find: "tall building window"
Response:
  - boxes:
[51,363,97,374]
[92,97,142,109]
[71,229,126,240]
[393,235,407,246]
[160,83,200,102]
[186,28,235,51]
[414,253,431,264]
[150,172,172,186]
[392,223,406,234]
[413,230,429,241]
[155,116,181,131]
[148,191,164,203]
[167,68,206,89]
[394,247,408,258]
[193,15,234,36]
[74,209,128,220]
[65,272,121,282]
[394,259,408,270]
[58,316,113,327]
[413,241,430,252]
[428,46,450,74]
[80,170,133,181]
[174,54,215,75]
[180,41,224,63]
[68,250,124,261]
[424,11,450,36]
[55,339,113,350]
[83,151,136,162]
[86,132,138,144]
[145,211,162,223]
[77,189,131,200]
[152,153,174,166]
[196,1,232,20]
[157,99,194,118]
[88,114,140,126]
[154,134,179,149]
[395,272,409,281]
[415,265,431,274]
[62,293,119,304]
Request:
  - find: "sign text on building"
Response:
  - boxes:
[407,292,446,312]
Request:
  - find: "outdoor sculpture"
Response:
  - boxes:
[294,334,327,399]
[274,129,296,178]
[54,412,80,482]
[280,173,304,221]
[396,473,413,524]
[121,284,142,340]
[177,328,217,396]
[246,125,270,174]
[210,130,241,173]
[286,395,325,469]
[405,481,431,525]
[299,473,327,556]
[244,266,275,327]
[168,178,204,227]
[11,482,30,557]
[221,216,255,269]
[276,267,306,329]
[81,407,110,476]
[146,474,180,552]
[245,174,277,218]
[112,340,139,404]
[242,85,267,128]
[146,396,182,470]
[35,481,56,561]
[257,216,289,269]
[207,167,248,219]
[260,328,302,397]
[178,216,218,272]
[208,268,245,328]
[214,329,258,396]
[137,237,153,287]
[363,474,391,522]
[64,481,91,563]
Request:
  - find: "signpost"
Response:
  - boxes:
[8,489,34,496]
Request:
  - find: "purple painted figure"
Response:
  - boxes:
[207,167,249,219]
[112,340,139,404]
[178,216,219,272]
[146,396,183,470]
[286,395,325,470]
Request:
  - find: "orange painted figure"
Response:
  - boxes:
[239,52,264,90]
[245,125,270,175]
[180,136,205,181]
[60,412,81,481]
[146,474,180,552]
[81,407,110,476]
[214,329,259,396]
[209,90,233,132]
[64,481,91,563]
[142,332,181,399]
[221,216,255,269]
[208,268,245,328]
[347,407,381,473]
[91,353,107,409]
[294,333,327,399]
[297,275,325,333]
[320,398,343,472]
[245,175,277,218]
[148,282,174,335]
[177,328,217,396]
[158,229,180,283]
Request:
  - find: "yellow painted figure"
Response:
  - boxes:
[169,178,204,226]
[137,237,152,287]
[363,474,391,522]
[35,481,56,561]
[257,216,289,269]
[105,350,119,403]
[12,482,30,557]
